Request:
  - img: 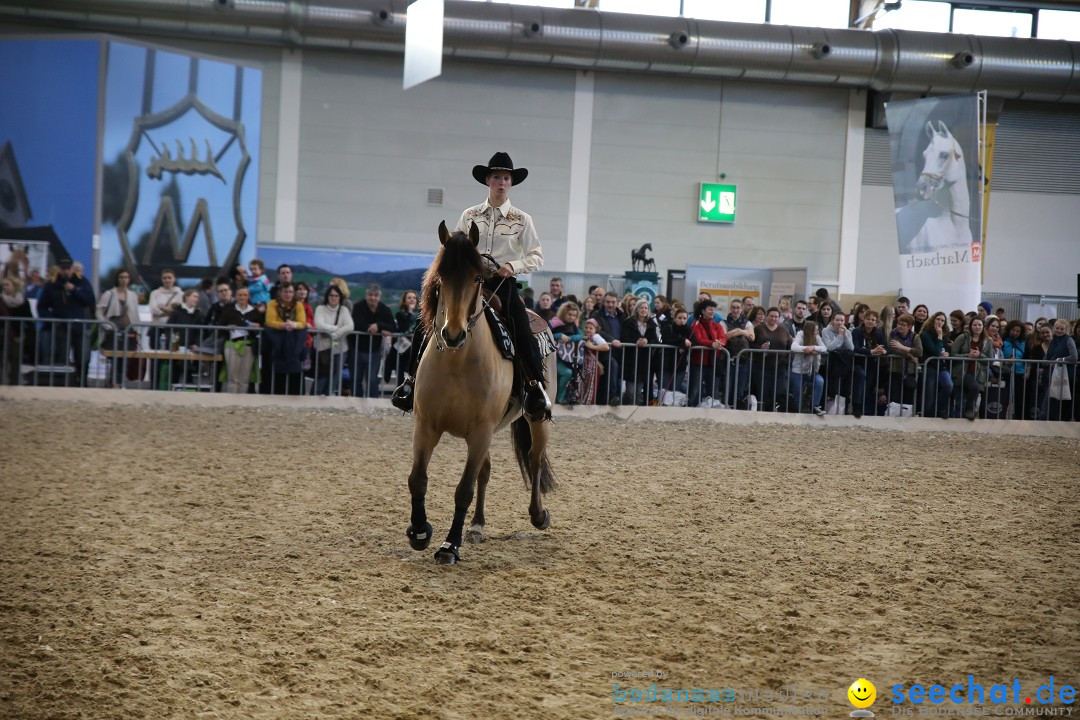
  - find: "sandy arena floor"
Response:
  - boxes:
[1,397,1078,720]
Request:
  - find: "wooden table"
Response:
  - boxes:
[99,349,223,362]
[99,349,224,389]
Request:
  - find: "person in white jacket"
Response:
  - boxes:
[791,320,827,415]
[147,268,183,348]
[313,284,354,395]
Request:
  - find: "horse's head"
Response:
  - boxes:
[916,120,963,200]
[426,220,485,350]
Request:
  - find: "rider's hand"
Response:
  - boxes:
[497,263,514,279]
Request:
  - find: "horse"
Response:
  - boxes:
[405,221,557,566]
[631,242,652,272]
[908,120,973,254]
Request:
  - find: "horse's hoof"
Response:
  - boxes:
[407,522,433,551]
[532,509,550,530]
[465,526,485,544]
[434,542,459,565]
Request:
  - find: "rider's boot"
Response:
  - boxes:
[524,378,552,422]
[391,329,426,412]
[520,357,552,422]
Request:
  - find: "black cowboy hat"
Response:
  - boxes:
[472,151,528,186]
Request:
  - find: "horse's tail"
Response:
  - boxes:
[511,417,556,495]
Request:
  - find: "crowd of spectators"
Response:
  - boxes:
[2,259,1079,424]
[539,279,1080,423]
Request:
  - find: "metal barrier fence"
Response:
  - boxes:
[0,316,413,398]
[3,316,1077,423]
[552,340,1078,422]
[981,293,1079,325]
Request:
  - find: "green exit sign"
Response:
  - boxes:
[698,182,737,223]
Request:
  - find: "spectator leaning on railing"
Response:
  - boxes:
[589,292,624,406]
[851,308,887,419]
[821,311,854,415]
[1073,319,1080,422]
[751,307,791,413]
[1024,323,1052,421]
[721,298,754,410]
[886,313,919,410]
[350,283,394,399]
[203,281,234,390]
[578,317,609,406]
[313,283,354,396]
[790,319,826,415]
[950,315,993,422]
[1,276,33,385]
[550,301,583,404]
[688,298,726,409]
[148,268,183,342]
[659,305,692,398]
[1001,319,1027,416]
[219,286,263,394]
[38,257,95,384]
[620,299,661,406]
[384,289,418,386]
[264,281,307,395]
[96,268,142,388]
[913,311,953,420]
[1042,318,1077,421]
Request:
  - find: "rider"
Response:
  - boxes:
[392,151,553,421]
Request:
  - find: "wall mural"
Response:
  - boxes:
[100,41,262,291]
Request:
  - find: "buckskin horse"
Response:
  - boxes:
[406,221,556,565]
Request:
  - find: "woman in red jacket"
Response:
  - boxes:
[688,299,727,408]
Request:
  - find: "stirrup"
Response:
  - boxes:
[391,376,414,412]
[525,380,552,422]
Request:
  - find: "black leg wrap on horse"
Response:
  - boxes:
[407,521,434,551]
[434,541,459,565]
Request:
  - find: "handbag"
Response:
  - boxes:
[885,401,913,417]
[124,331,146,382]
[1049,363,1072,401]
[903,370,919,391]
[318,345,333,374]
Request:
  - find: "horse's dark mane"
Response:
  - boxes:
[420,231,484,334]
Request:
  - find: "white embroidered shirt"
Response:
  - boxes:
[455,199,543,276]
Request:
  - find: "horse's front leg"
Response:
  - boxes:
[465,454,491,544]
[435,434,492,565]
[406,424,441,551]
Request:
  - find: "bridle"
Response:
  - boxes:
[919,138,959,184]
[918,138,970,220]
[431,253,508,353]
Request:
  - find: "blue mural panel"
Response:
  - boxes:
[100,40,262,290]
[0,39,99,267]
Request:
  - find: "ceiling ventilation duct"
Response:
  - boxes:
[2,0,1078,103]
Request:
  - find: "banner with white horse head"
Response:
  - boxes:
[885,94,982,314]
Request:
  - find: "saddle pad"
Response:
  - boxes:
[526,309,549,335]
[484,306,516,360]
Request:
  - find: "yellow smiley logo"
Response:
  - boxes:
[848,678,876,709]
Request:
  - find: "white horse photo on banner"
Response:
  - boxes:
[886,94,984,313]
[911,120,972,252]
